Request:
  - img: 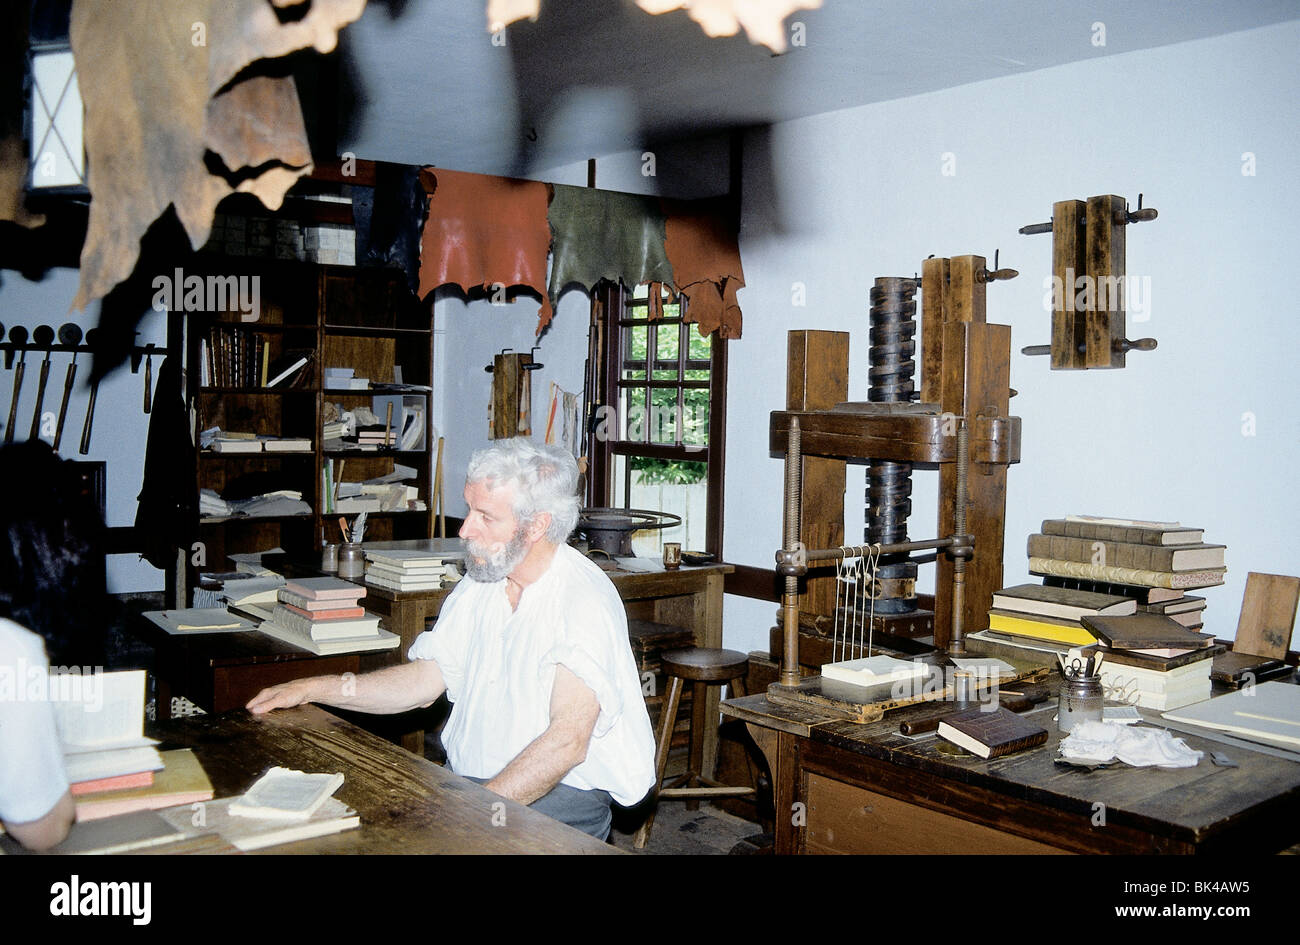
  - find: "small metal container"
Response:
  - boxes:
[1059,673,1103,733]
[337,542,365,579]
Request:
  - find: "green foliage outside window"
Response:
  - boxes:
[625,320,710,485]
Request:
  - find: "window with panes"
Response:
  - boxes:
[591,281,726,558]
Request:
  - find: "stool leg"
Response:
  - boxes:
[687,679,710,811]
[634,673,683,849]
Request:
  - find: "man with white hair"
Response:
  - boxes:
[248,438,655,839]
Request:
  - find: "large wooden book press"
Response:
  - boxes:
[770,255,1021,698]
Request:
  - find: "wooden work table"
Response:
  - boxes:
[725,686,1300,854]
[147,704,620,854]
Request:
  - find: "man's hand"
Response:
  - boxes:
[485,664,600,805]
[247,660,447,717]
[246,675,328,715]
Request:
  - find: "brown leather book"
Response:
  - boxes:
[936,706,1048,759]
[1081,612,1211,650]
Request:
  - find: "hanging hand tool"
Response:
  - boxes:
[28,324,55,441]
[5,325,28,445]
[79,328,102,455]
[142,343,155,414]
[53,323,82,452]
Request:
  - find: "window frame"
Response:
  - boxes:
[590,280,727,558]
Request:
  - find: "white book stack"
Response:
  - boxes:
[364,549,457,592]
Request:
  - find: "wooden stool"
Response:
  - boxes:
[634,646,755,849]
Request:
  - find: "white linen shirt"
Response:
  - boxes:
[408,544,655,807]
[0,618,70,825]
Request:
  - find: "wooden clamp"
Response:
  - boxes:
[1020,193,1158,369]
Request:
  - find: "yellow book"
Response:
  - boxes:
[987,611,1097,647]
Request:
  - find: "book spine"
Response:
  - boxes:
[1041,518,1198,546]
[988,731,1049,758]
[1039,575,1161,603]
[283,602,365,621]
[987,613,1096,646]
[1028,534,1214,572]
[1029,557,1226,589]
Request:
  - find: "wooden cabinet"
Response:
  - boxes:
[187,259,434,592]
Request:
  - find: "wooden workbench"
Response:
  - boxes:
[724,687,1300,854]
[148,704,620,854]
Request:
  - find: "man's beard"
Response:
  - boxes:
[463,526,531,583]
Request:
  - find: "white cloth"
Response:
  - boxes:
[0,618,70,824]
[408,544,656,807]
[1059,719,1203,768]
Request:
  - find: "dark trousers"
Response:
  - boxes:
[465,776,612,841]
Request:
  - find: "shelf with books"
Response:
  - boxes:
[184,260,435,598]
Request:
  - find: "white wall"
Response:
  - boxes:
[434,285,591,521]
[722,22,1300,653]
[0,268,166,593]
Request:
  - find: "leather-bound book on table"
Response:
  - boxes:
[1081,612,1212,651]
[936,706,1049,759]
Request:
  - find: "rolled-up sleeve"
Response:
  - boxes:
[407,585,475,702]
[546,636,624,738]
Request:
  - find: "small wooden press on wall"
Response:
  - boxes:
[1019,194,1158,369]
[486,348,542,439]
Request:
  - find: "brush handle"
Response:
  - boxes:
[29,357,51,440]
[79,378,99,455]
[5,361,24,444]
[54,361,77,451]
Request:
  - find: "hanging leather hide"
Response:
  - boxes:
[68,0,366,311]
[547,184,673,323]
[636,0,823,52]
[418,167,554,332]
[662,197,745,339]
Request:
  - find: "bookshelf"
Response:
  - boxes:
[187,259,435,594]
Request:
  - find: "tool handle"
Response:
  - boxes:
[54,362,77,452]
[79,380,99,455]
[29,359,51,440]
[143,356,153,414]
[5,361,24,444]
[1020,344,1052,357]
[1119,337,1157,353]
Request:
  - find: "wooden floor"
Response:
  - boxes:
[610,802,763,855]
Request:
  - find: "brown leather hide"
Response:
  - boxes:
[417,167,554,333]
[662,197,745,339]
[68,0,365,310]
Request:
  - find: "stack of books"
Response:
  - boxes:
[324,367,370,390]
[1080,613,1217,710]
[54,670,165,803]
[257,577,399,655]
[74,749,216,822]
[356,424,396,448]
[1027,515,1225,630]
[322,419,348,450]
[985,583,1136,649]
[364,549,461,592]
